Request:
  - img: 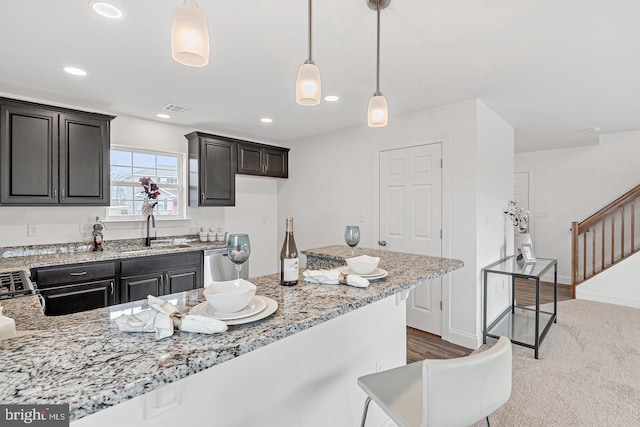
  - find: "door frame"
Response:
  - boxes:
[372,133,452,341]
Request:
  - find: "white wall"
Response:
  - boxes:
[475,101,515,331]
[278,99,514,349]
[577,253,640,308]
[0,106,280,277]
[515,129,640,284]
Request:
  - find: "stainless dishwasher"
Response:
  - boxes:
[203,248,249,285]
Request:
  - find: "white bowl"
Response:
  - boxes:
[345,255,380,275]
[204,279,257,313]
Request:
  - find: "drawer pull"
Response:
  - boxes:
[69,271,87,276]
[110,281,114,295]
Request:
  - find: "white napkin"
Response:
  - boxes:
[303,269,370,288]
[114,295,227,340]
[303,269,340,284]
[346,274,369,288]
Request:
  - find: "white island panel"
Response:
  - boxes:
[72,295,406,427]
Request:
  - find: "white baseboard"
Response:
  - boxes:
[576,289,640,309]
[541,273,571,285]
[447,328,481,350]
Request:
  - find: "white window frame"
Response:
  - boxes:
[107,145,187,221]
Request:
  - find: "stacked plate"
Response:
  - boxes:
[190,295,278,325]
[336,266,389,280]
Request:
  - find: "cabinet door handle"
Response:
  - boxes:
[69,271,87,276]
[37,293,46,314]
[54,188,57,200]
[109,281,114,296]
[61,188,65,199]
[201,192,205,204]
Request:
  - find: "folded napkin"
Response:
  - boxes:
[303,269,369,288]
[303,269,340,285]
[114,295,227,340]
[346,274,369,288]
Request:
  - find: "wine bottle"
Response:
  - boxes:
[280,216,299,286]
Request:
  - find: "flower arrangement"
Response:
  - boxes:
[504,200,530,233]
[139,176,160,216]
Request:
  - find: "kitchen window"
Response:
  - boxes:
[108,146,185,219]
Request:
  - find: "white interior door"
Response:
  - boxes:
[379,144,443,334]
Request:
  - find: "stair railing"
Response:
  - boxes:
[571,183,640,297]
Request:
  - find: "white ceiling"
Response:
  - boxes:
[1,0,639,152]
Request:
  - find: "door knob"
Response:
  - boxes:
[378,240,387,247]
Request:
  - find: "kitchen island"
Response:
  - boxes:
[0,246,463,427]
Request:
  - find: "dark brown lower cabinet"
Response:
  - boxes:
[39,279,115,316]
[119,273,164,303]
[166,267,200,294]
[32,251,203,314]
[118,251,203,303]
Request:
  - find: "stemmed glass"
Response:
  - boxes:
[344,226,361,256]
[227,234,251,280]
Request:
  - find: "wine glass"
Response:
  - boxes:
[344,226,360,256]
[227,234,251,280]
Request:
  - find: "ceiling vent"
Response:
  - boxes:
[162,104,192,113]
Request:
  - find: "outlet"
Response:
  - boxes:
[262,217,268,226]
[144,383,181,420]
[535,212,548,219]
[27,224,38,237]
[376,359,385,373]
[359,211,366,223]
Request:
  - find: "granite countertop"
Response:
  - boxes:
[0,246,463,422]
[0,239,227,274]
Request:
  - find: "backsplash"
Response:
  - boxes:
[0,235,199,258]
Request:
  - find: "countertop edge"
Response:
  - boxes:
[69,261,464,420]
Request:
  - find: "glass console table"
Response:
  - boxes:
[483,256,557,359]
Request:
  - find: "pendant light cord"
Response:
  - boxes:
[376,2,381,95]
[308,0,313,62]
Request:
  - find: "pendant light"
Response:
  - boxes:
[296,0,321,106]
[367,0,390,127]
[171,0,210,67]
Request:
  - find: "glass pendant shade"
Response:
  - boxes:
[367,94,388,127]
[296,62,321,106]
[171,2,210,67]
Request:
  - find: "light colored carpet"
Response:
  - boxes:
[474,299,640,426]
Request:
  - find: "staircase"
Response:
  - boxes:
[571,183,640,297]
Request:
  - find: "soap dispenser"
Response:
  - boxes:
[0,306,17,341]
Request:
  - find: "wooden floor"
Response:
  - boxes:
[406,280,573,363]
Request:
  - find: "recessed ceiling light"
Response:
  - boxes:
[260,118,273,123]
[324,95,339,102]
[91,2,123,19]
[156,113,171,119]
[63,66,87,76]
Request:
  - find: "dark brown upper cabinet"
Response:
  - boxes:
[238,143,288,178]
[186,132,237,206]
[0,98,114,206]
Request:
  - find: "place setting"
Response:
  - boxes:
[191,233,278,325]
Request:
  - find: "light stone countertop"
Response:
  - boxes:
[0,246,463,422]
[0,239,226,275]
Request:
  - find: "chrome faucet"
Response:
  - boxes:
[145,214,156,247]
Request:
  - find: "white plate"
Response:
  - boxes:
[202,296,267,320]
[337,266,389,280]
[190,295,278,325]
